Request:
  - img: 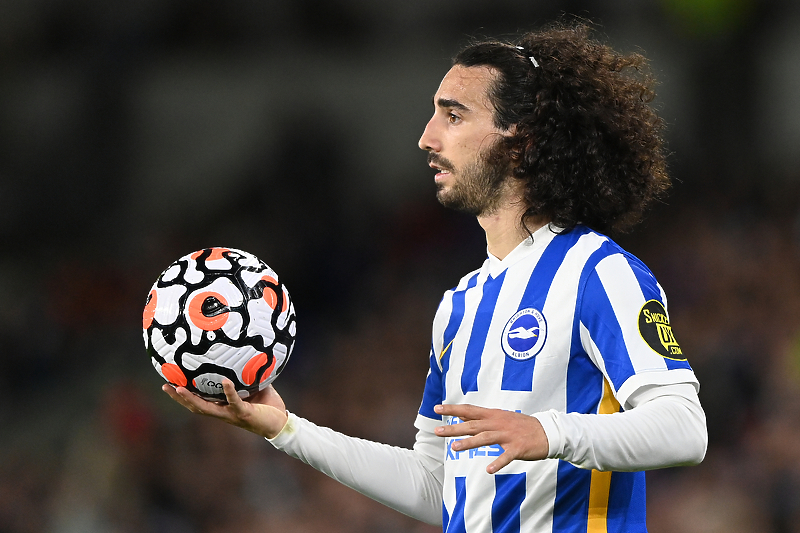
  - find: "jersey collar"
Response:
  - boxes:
[484,223,560,279]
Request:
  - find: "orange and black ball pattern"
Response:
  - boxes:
[143,247,296,401]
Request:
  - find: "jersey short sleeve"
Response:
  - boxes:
[418,268,482,421]
[577,248,698,409]
[418,345,445,421]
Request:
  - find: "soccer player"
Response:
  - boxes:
[163,22,707,532]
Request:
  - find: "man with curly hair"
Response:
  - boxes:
[165,22,707,532]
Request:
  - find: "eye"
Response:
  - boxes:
[448,112,462,124]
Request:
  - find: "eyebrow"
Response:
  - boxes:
[434,97,471,112]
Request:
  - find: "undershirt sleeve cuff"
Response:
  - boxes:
[266,411,299,449]
[531,410,564,459]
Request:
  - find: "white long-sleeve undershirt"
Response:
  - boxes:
[267,382,706,524]
[532,382,707,471]
[267,411,445,525]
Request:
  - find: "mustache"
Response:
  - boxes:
[427,153,455,172]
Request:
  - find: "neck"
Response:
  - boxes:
[478,202,547,260]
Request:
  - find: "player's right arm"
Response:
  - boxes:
[268,412,444,525]
[163,378,445,525]
[263,340,448,524]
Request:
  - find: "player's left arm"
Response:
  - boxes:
[535,381,707,471]
[434,382,707,473]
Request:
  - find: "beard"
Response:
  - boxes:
[431,145,511,217]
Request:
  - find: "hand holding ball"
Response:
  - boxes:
[143,248,296,401]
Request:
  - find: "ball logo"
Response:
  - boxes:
[501,308,547,360]
[193,373,229,396]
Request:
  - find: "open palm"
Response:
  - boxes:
[163,379,288,439]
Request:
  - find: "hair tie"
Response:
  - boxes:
[515,46,540,68]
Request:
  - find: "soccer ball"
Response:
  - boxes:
[143,247,296,401]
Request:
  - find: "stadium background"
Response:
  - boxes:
[2,1,800,531]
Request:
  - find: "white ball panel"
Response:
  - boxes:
[150,327,187,361]
[220,311,244,341]
[246,298,277,346]
[162,264,181,282]
[183,259,205,284]
[153,284,187,326]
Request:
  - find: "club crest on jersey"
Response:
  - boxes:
[501,308,547,360]
[638,299,686,360]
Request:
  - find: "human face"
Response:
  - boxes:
[418,65,511,216]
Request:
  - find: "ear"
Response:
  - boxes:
[498,123,517,159]
[507,128,527,165]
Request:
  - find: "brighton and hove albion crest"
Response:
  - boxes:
[501,308,547,360]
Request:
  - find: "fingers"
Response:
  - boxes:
[435,418,486,438]
[222,379,244,410]
[447,431,501,452]
[487,452,514,474]
[442,430,517,474]
[161,380,287,439]
[434,403,497,438]
[161,382,233,419]
[162,383,199,411]
[432,404,550,474]
[434,403,488,421]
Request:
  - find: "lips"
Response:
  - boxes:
[430,161,451,173]
[427,154,454,177]
[430,162,451,183]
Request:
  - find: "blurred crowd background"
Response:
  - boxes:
[2,0,800,532]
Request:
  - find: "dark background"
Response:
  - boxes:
[2,1,800,532]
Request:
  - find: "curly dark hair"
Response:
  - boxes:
[453,22,670,235]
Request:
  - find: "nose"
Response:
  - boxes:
[418,115,441,152]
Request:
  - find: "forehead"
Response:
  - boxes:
[434,65,498,112]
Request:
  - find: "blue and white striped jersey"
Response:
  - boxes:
[416,224,698,533]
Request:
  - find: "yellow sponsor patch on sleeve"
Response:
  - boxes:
[638,300,686,361]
